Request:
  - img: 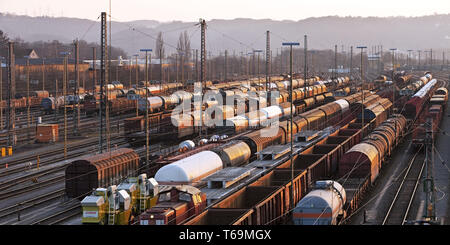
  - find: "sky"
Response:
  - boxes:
[0,0,450,22]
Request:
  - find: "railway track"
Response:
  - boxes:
[29,203,81,225]
[0,173,65,200]
[0,189,65,220]
[0,136,127,175]
[382,145,425,225]
[0,111,133,145]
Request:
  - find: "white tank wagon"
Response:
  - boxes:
[155,151,223,185]
[178,140,195,152]
[293,180,346,225]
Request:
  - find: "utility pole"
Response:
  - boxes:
[304,35,307,84]
[224,49,228,81]
[280,48,283,75]
[240,52,244,78]
[7,42,16,147]
[134,54,139,117]
[61,51,70,159]
[357,46,367,133]
[199,19,206,138]
[390,48,397,112]
[42,58,45,91]
[180,52,184,86]
[26,57,30,141]
[282,41,300,211]
[73,39,80,136]
[54,79,58,122]
[350,46,353,78]
[254,50,262,88]
[160,48,163,90]
[195,49,198,82]
[430,49,433,72]
[129,56,132,89]
[407,49,413,72]
[266,31,270,91]
[175,53,178,82]
[418,50,422,69]
[92,47,96,91]
[99,12,107,153]
[334,45,338,79]
[140,48,152,169]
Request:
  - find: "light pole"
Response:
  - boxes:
[407,49,413,71]
[282,41,300,211]
[417,50,422,69]
[133,54,139,116]
[246,52,253,80]
[42,58,45,91]
[253,50,263,89]
[357,46,367,134]
[24,56,30,141]
[60,51,71,159]
[140,48,152,170]
[390,48,397,113]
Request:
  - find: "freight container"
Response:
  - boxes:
[36,124,58,143]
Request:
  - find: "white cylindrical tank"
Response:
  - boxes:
[260,105,283,119]
[138,96,164,111]
[333,99,350,113]
[155,151,223,184]
[293,180,346,225]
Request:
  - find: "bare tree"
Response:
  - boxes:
[183,30,191,60]
[177,31,191,58]
[155,31,165,59]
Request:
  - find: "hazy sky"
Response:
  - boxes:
[1,0,450,22]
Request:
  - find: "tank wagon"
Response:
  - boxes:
[403,79,438,120]
[293,180,346,225]
[125,82,350,146]
[399,73,432,97]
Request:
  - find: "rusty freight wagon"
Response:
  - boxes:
[65,148,140,200]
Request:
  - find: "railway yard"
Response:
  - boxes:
[1,12,450,228]
[0,67,448,226]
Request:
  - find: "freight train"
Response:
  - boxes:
[293,114,408,225]
[403,79,438,120]
[182,101,395,226]
[135,91,384,225]
[1,90,49,111]
[124,78,352,146]
[412,86,448,146]
[64,87,385,225]
[399,73,433,97]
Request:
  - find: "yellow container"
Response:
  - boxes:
[7,147,12,156]
[1,147,5,157]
